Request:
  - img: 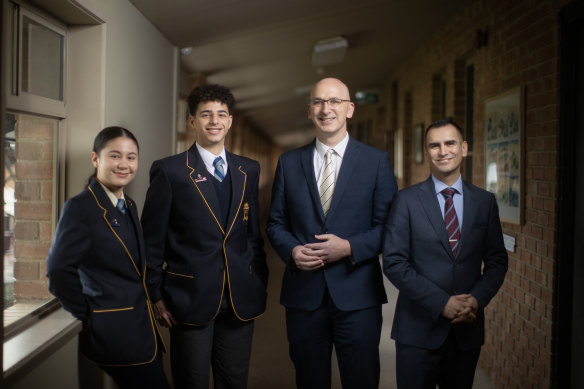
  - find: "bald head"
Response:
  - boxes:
[310,78,351,100]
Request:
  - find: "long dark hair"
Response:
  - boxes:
[88,126,139,185]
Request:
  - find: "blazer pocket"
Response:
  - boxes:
[85,305,155,365]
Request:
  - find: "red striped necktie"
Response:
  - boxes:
[441,187,460,256]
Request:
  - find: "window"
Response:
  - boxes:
[3,1,65,328]
[6,2,66,118]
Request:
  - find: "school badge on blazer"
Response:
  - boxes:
[243,203,249,221]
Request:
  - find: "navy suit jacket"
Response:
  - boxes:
[383,177,508,350]
[141,145,268,325]
[266,137,397,311]
[46,179,164,366]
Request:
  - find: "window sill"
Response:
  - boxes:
[3,304,81,387]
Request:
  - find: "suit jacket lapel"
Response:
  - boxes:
[225,153,245,237]
[418,177,454,259]
[458,182,478,258]
[301,142,325,221]
[186,146,224,234]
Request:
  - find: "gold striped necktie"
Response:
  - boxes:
[318,149,335,217]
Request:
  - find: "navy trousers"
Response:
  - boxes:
[395,329,481,389]
[285,290,382,389]
[169,297,255,389]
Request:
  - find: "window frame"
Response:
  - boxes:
[6,1,67,119]
[3,0,66,335]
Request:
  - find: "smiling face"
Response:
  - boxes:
[308,78,355,146]
[91,136,138,197]
[425,123,468,186]
[189,100,233,155]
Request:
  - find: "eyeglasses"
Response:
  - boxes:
[310,98,351,108]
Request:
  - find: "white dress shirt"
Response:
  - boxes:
[196,142,228,177]
[313,133,349,183]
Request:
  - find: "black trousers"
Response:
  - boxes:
[395,329,481,389]
[170,298,255,389]
[100,354,170,389]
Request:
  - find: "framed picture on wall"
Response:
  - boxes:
[484,86,525,224]
[414,123,424,164]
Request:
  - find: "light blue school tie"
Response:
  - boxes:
[116,198,126,215]
[213,156,225,182]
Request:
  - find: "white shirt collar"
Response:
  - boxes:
[315,132,349,159]
[98,181,125,208]
[431,174,463,195]
[196,142,227,175]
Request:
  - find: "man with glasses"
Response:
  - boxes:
[267,78,397,388]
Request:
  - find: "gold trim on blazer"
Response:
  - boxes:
[93,306,134,313]
[87,185,164,366]
[165,270,195,279]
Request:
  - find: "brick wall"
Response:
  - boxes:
[13,115,55,300]
[375,0,566,387]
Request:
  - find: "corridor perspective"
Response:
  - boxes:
[2,0,584,388]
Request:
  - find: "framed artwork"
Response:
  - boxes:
[413,123,425,164]
[484,86,524,224]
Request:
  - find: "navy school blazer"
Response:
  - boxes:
[46,179,164,366]
[141,145,268,325]
[383,177,508,350]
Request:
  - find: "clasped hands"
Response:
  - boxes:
[292,234,351,271]
[442,294,479,324]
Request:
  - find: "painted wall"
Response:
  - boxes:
[66,0,177,210]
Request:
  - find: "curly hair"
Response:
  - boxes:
[187,84,235,115]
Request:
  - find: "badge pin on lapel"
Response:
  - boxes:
[243,203,249,221]
[195,173,207,183]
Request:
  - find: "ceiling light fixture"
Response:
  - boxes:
[180,47,193,56]
[311,36,348,67]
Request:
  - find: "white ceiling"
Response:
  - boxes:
[128,0,467,148]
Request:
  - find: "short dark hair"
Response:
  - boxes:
[187,84,235,115]
[425,118,464,139]
[89,126,139,184]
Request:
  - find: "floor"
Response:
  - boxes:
[246,247,497,389]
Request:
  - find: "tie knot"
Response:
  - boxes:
[213,156,223,168]
[324,149,334,162]
[441,187,456,199]
[116,198,126,214]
